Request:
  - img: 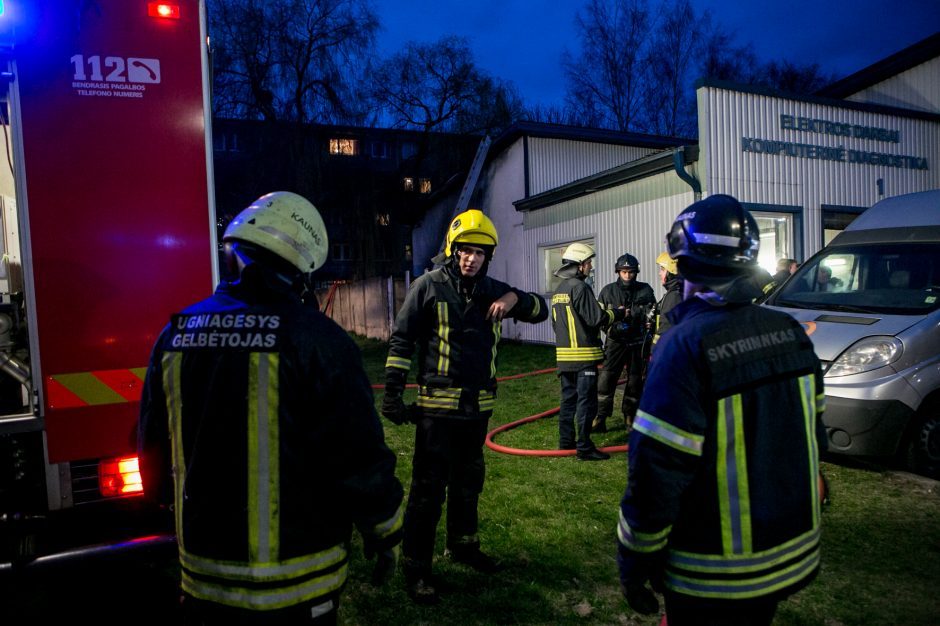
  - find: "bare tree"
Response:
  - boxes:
[525,103,582,126]
[563,0,651,132]
[642,0,707,137]
[208,0,378,124]
[700,29,761,84]
[369,36,521,135]
[757,60,834,94]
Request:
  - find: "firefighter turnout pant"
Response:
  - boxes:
[402,415,489,576]
[558,366,599,453]
[596,340,645,430]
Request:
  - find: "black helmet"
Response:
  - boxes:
[666,194,759,285]
[615,253,639,273]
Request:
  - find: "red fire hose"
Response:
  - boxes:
[374,367,627,458]
[485,407,629,457]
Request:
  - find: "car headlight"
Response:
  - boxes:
[826,336,902,377]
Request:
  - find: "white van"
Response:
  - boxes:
[764,190,940,478]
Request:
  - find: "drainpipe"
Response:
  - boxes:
[673,147,701,201]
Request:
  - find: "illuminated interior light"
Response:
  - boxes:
[148,3,181,19]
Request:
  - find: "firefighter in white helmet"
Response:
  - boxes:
[139,192,404,624]
[550,242,626,460]
[382,208,548,604]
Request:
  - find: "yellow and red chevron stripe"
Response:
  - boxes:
[46,368,147,409]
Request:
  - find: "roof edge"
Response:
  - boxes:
[513,145,698,212]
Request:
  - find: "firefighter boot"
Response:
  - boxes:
[591,416,608,433]
[447,543,505,574]
[403,560,439,605]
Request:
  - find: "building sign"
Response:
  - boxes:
[740,114,929,170]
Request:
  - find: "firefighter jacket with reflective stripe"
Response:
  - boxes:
[598,278,655,345]
[653,275,683,345]
[618,294,826,603]
[385,264,548,419]
[552,269,625,372]
[139,264,404,612]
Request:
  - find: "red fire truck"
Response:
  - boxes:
[0,0,216,567]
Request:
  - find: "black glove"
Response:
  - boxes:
[371,547,398,587]
[381,391,408,425]
[621,580,659,615]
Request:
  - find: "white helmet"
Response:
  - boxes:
[223,191,328,273]
[561,242,595,265]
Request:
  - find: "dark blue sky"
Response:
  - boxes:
[375,0,940,108]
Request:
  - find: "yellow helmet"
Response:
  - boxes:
[223,191,328,273]
[444,209,499,256]
[656,251,678,275]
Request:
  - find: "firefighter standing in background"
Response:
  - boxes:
[652,251,683,345]
[382,209,548,604]
[594,253,655,433]
[139,192,404,626]
[551,243,626,460]
[617,195,825,625]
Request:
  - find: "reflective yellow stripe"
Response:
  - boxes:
[555,347,604,361]
[416,387,495,412]
[716,394,752,555]
[162,352,185,552]
[373,503,404,539]
[52,372,126,405]
[385,356,411,371]
[529,295,541,318]
[666,548,819,599]
[436,302,450,376]
[248,353,280,563]
[416,396,460,410]
[618,509,671,553]
[490,321,501,378]
[669,527,819,574]
[799,374,822,525]
[182,562,347,610]
[180,544,347,582]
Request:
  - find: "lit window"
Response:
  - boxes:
[752,212,795,275]
[329,138,359,156]
[419,178,432,194]
[403,177,415,192]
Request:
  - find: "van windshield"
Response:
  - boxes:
[772,242,940,315]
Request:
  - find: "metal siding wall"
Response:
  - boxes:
[699,85,940,258]
[515,178,694,345]
[480,138,531,341]
[846,59,940,114]
[528,138,656,195]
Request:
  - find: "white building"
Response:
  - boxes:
[471,33,940,344]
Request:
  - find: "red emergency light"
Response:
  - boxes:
[148,3,180,19]
[99,455,145,497]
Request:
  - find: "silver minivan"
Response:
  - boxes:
[764,190,940,478]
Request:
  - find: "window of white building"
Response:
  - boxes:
[745,204,803,273]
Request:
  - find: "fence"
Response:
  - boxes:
[316,276,410,341]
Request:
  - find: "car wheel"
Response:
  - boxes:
[905,408,940,480]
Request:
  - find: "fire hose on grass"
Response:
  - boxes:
[375,367,629,458]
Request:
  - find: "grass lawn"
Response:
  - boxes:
[342,336,940,626]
